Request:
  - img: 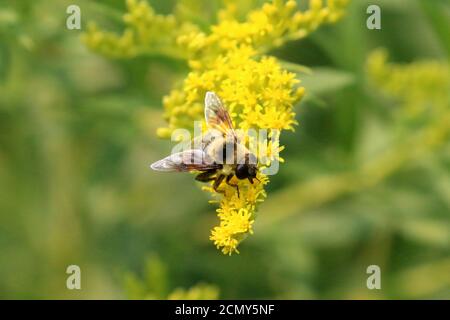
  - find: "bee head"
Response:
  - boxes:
[236,163,258,182]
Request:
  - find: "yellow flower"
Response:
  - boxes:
[177,0,350,67]
[207,173,269,255]
[82,0,198,59]
[159,46,303,137]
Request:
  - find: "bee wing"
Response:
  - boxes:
[150,149,219,172]
[204,92,236,140]
[188,129,223,151]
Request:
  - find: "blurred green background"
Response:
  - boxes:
[0,0,449,299]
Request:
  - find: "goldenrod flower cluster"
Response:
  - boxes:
[157,46,304,137]
[179,0,349,67]
[84,0,349,255]
[83,0,349,61]
[82,0,197,58]
[206,172,270,255]
[366,49,449,119]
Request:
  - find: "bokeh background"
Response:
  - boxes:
[0,0,449,299]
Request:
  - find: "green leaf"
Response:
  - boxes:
[299,67,355,97]
[419,0,450,58]
[144,255,168,298]
[399,219,450,247]
[279,60,312,75]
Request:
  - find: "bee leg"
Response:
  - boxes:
[213,174,225,193]
[226,175,240,198]
[195,170,216,182]
[248,177,260,184]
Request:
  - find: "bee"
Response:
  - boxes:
[150,91,258,197]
